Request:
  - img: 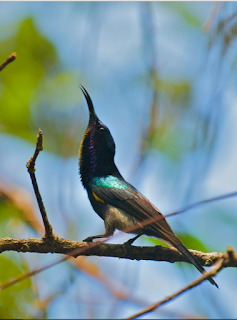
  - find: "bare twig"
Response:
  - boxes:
[0,52,16,72]
[165,191,237,219]
[26,129,53,237]
[126,257,225,319]
[202,2,224,33]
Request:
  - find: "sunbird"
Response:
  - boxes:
[79,85,218,288]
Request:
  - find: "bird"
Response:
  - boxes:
[78,85,218,288]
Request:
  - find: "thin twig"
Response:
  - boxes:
[26,129,53,237]
[0,52,16,72]
[128,247,235,319]
[0,252,69,291]
[126,258,224,319]
[165,191,237,219]
[202,2,224,33]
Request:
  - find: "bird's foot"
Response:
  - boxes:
[124,235,141,246]
[83,232,112,243]
[83,236,95,242]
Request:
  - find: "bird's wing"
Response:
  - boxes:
[90,180,181,246]
[90,178,219,287]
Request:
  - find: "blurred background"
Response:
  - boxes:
[0,2,237,318]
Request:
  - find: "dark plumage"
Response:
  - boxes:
[79,85,218,288]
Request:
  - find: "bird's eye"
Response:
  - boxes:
[99,127,105,132]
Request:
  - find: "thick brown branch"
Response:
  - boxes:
[0,52,16,72]
[0,236,236,267]
[26,129,53,237]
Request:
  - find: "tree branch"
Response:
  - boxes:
[26,129,53,238]
[0,236,236,267]
[165,190,237,219]
[0,52,16,72]
[126,248,236,318]
[126,257,226,319]
[0,235,235,292]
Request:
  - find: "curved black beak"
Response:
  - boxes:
[80,85,97,121]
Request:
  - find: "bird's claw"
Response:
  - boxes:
[83,236,94,242]
[124,235,141,246]
[125,239,135,246]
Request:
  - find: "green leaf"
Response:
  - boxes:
[0,201,25,238]
[176,233,208,253]
[0,254,38,318]
[148,237,169,248]
[0,17,84,157]
[156,79,191,109]
[0,17,59,143]
[146,233,208,254]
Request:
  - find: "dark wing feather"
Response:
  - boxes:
[91,182,218,288]
[91,183,181,246]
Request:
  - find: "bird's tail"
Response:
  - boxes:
[176,243,219,288]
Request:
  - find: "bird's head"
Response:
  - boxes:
[79,86,116,186]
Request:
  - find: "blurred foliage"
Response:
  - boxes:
[0,184,44,237]
[176,233,208,253]
[0,254,39,318]
[139,76,197,163]
[0,201,25,238]
[162,2,202,28]
[138,2,217,167]
[148,233,208,253]
[30,72,83,156]
[0,187,43,317]
[157,79,191,108]
[209,10,237,56]
[148,237,169,248]
[0,18,58,139]
[0,17,82,157]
